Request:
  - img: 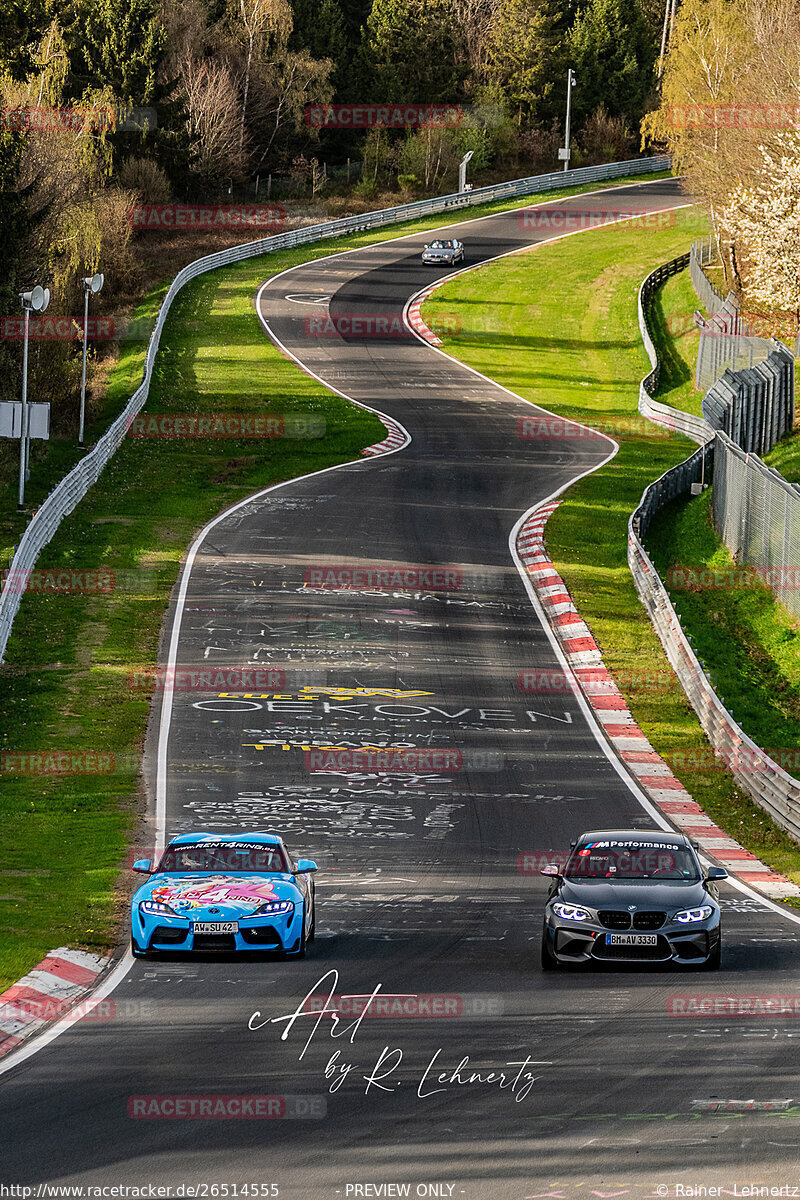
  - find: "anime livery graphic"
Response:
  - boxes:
[130,832,317,958]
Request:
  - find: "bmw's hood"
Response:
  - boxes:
[134,872,299,919]
[558,880,711,910]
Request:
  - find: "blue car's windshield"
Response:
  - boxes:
[565,843,699,880]
[157,843,288,873]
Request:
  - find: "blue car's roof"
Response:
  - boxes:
[166,832,284,846]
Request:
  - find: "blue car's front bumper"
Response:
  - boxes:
[132,909,304,954]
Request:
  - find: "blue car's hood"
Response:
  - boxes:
[133,872,300,919]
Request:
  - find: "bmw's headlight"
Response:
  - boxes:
[254,900,295,916]
[553,902,590,922]
[674,905,714,923]
[139,899,177,916]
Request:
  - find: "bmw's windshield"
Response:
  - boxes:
[157,843,288,873]
[565,842,700,881]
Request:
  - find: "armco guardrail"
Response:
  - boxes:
[0,155,668,664]
[637,252,714,445]
[630,255,800,844]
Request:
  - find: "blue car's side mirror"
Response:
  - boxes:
[540,864,561,877]
[132,858,152,873]
[705,866,728,882]
[295,859,317,873]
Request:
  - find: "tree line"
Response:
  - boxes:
[645,0,800,328]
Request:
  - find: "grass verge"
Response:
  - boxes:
[421,207,800,894]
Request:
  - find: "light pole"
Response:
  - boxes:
[18,284,50,511]
[458,150,474,193]
[562,69,576,172]
[79,272,104,448]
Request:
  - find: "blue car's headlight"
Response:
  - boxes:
[553,902,590,921]
[139,899,177,916]
[253,900,294,916]
[674,905,714,923]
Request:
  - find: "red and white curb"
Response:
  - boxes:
[406,288,443,347]
[361,414,409,456]
[0,946,112,1058]
[517,501,800,899]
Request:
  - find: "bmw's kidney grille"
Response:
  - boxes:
[598,910,666,930]
[598,911,631,929]
[633,911,666,930]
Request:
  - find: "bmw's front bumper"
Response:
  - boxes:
[543,913,720,966]
[422,255,453,264]
[132,909,304,953]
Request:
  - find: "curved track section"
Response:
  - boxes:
[2,179,799,1196]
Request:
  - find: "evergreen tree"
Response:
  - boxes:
[484,0,572,126]
[567,0,656,127]
[65,0,193,191]
[71,0,166,103]
[364,0,465,103]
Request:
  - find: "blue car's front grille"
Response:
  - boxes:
[152,925,188,943]
[240,926,282,946]
[193,934,237,952]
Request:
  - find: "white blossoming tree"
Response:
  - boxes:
[723,134,800,319]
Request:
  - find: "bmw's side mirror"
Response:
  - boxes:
[132,859,152,873]
[295,859,318,873]
[540,864,561,877]
[705,866,728,881]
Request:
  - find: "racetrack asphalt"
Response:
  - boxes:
[3,177,800,1197]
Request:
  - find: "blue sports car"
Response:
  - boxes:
[130,832,317,958]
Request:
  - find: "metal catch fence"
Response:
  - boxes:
[630,253,800,844]
[713,431,800,619]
